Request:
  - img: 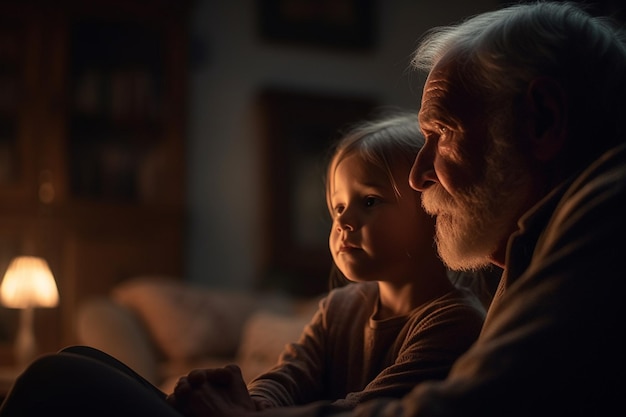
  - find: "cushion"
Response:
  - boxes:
[112,277,260,361]
[76,297,159,384]
[236,309,315,382]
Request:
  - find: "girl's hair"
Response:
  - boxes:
[325,111,424,289]
[325,111,424,213]
[412,1,626,171]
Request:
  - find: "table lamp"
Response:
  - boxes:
[0,256,59,369]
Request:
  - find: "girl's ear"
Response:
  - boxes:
[525,77,568,161]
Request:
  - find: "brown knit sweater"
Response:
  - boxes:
[248,281,485,410]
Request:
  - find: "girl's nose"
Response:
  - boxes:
[336,219,354,232]
[336,209,355,232]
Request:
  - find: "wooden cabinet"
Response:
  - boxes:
[0,0,188,358]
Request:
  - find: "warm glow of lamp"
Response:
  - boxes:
[0,256,59,369]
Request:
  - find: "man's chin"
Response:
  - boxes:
[435,228,494,271]
[439,248,492,271]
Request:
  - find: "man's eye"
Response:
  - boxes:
[422,125,447,141]
[438,125,448,135]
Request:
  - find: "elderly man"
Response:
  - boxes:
[171,2,625,416]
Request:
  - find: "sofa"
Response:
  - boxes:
[76,276,323,394]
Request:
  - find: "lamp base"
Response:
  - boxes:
[14,306,37,370]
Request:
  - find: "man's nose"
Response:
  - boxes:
[409,145,436,191]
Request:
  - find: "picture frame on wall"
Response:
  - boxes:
[255,87,377,296]
[257,0,376,50]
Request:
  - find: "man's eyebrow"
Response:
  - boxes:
[418,106,440,127]
[419,103,463,133]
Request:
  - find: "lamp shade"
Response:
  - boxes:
[0,256,59,308]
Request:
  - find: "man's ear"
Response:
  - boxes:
[525,77,568,161]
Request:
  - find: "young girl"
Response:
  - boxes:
[0,112,487,417]
[168,112,487,416]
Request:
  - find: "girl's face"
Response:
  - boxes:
[328,153,437,284]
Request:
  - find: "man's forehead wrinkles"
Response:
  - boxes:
[424,78,449,97]
[419,86,448,122]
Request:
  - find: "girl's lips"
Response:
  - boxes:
[339,244,359,253]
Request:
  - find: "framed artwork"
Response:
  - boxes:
[255,88,378,296]
[257,0,376,50]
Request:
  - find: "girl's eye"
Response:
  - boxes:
[333,204,345,215]
[364,196,378,207]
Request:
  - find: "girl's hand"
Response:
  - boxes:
[168,365,256,417]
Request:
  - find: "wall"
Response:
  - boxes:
[184,0,499,291]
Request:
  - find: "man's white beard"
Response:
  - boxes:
[422,183,498,271]
[421,141,531,271]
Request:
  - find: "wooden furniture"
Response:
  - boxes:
[0,0,189,359]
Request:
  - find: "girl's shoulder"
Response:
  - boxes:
[327,281,378,300]
[406,286,486,327]
[322,281,379,313]
[440,286,486,314]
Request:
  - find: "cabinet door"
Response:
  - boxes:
[61,0,188,207]
[1,2,187,207]
[66,15,184,205]
[0,5,42,205]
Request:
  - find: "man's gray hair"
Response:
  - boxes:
[412,1,626,162]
